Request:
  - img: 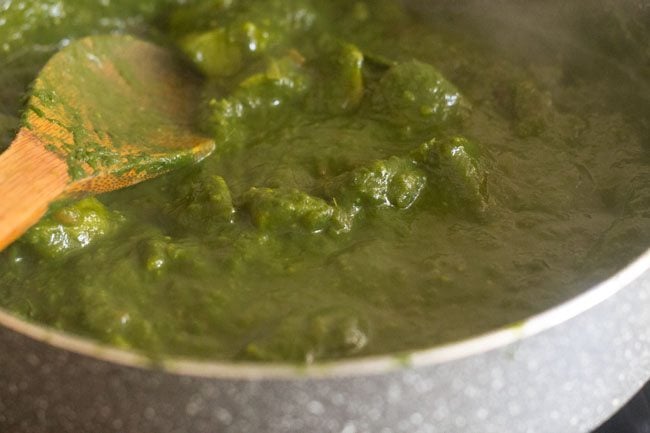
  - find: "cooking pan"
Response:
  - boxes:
[1,0,649,432]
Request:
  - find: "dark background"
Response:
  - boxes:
[596,381,650,433]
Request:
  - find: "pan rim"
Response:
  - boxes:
[1,248,648,380]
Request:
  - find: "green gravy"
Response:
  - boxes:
[0,0,649,363]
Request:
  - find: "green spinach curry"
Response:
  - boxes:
[0,0,648,363]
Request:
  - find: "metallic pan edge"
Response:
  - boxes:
[0,248,649,380]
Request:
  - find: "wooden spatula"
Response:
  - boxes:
[0,35,215,252]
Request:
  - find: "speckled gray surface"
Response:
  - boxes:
[1,258,649,433]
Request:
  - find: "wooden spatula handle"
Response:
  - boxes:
[0,128,69,251]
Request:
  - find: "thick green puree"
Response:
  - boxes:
[0,0,649,363]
